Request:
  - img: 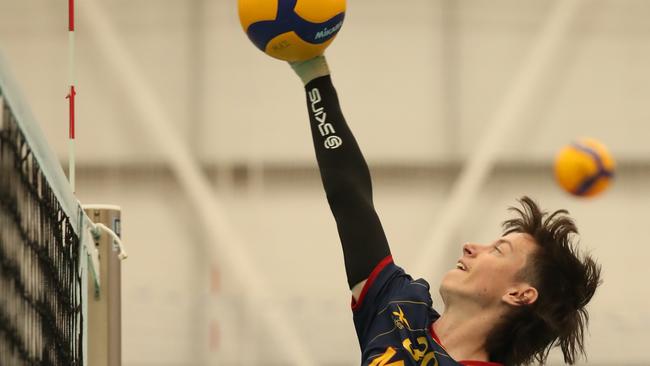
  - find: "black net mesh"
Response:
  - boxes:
[0,96,83,365]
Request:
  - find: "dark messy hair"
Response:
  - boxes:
[485,196,602,366]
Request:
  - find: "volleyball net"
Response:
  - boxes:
[0,52,115,366]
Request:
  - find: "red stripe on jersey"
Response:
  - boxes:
[351,255,393,311]
[460,362,503,366]
[429,323,443,346]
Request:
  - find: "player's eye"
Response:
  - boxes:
[492,245,503,254]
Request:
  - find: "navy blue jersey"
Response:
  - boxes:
[352,256,502,366]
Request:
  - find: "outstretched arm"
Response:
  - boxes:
[291,56,391,298]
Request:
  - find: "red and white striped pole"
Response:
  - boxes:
[66,0,76,192]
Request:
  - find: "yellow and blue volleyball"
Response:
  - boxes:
[238,0,346,62]
[554,138,615,197]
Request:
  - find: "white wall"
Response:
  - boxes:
[1,0,649,365]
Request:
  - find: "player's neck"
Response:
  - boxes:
[433,303,503,362]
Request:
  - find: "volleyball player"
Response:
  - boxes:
[289,55,602,366]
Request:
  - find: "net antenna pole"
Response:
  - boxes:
[66,0,76,192]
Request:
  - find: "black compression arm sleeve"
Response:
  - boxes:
[303,75,391,289]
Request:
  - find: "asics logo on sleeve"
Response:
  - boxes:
[308,88,343,150]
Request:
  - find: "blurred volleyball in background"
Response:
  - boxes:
[238,0,346,62]
[554,138,615,197]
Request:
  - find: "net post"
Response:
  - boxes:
[84,205,122,366]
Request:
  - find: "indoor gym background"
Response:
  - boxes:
[0,0,649,365]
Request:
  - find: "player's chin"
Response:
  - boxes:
[440,269,460,288]
[439,271,464,300]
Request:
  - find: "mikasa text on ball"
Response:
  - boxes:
[554,138,615,198]
[238,0,346,62]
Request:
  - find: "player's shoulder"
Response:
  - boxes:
[353,258,443,363]
[353,257,436,313]
[379,261,433,304]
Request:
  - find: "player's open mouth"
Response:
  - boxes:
[456,261,468,271]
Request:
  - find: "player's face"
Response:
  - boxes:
[440,232,538,308]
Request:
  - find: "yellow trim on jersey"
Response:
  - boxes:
[377,300,429,316]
